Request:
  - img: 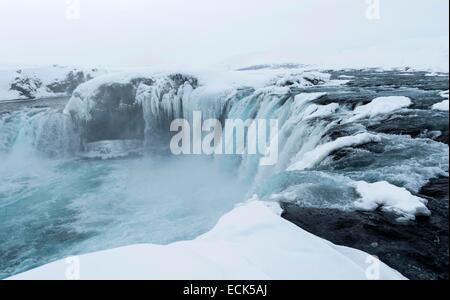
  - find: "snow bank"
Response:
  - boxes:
[8,200,405,280]
[345,96,412,123]
[288,133,381,171]
[0,66,106,101]
[353,181,431,221]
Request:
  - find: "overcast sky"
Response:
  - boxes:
[0,0,448,68]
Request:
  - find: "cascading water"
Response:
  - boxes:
[0,69,448,279]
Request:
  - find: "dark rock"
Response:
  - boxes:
[72,74,199,145]
[281,176,449,280]
[46,70,89,94]
[9,74,42,99]
[80,82,146,143]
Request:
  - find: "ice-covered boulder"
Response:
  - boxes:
[0,65,106,100]
[9,71,43,99]
[64,72,198,144]
[272,72,331,87]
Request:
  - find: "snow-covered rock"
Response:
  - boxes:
[63,69,336,145]
[353,181,431,221]
[432,90,449,111]
[0,65,106,101]
[272,72,331,87]
[304,103,339,120]
[345,96,412,123]
[64,72,198,144]
[8,200,406,280]
[432,100,449,112]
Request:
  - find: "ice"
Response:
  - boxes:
[287,133,382,171]
[8,200,406,280]
[353,181,431,221]
[64,69,334,117]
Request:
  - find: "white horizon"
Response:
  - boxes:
[0,0,448,69]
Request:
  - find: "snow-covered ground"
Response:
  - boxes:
[8,200,405,280]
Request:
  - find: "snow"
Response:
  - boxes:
[288,133,382,171]
[304,103,339,120]
[63,69,337,122]
[272,72,331,87]
[217,36,449,73]
[432,90,450,111]
[432,100,449,112]
[353,181,431,221]
[64,71,155,120]
[8,200,406,280]
[345,96,412,123]
[0,65,106,101]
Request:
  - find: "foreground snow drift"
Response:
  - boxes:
[9,201,405,280]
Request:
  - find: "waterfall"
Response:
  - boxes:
[2,71,447,195]
[0,108,81,157]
